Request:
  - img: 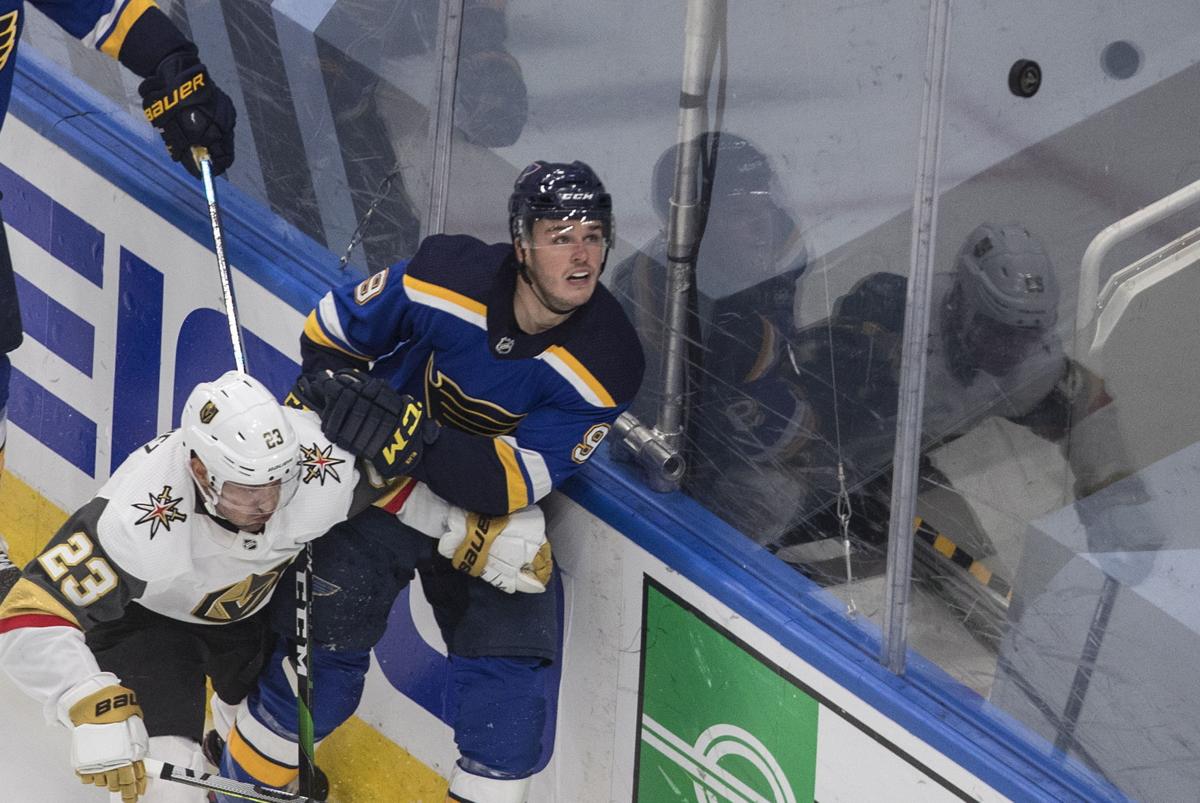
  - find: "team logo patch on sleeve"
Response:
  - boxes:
[300,443,345,485]
[354,268,389,305]
[132,486,188,539]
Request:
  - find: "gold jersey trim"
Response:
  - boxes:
[0,11,18,73]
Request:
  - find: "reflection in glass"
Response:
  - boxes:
[610,132,809,543]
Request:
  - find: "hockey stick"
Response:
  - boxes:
[294,542,317,793]
[144,757,321,803]
[190,147,318,795]
[191,147,246,374]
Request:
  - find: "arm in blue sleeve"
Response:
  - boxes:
[301,262,414,364]
[411,398,628,515]
[33,1,190,76]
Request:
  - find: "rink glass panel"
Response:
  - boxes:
[22,0,441,277]
[18,1,1200,799]
[917,3,1200,800]
[448,2,928,633]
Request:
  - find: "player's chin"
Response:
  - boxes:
[229,512,272,530]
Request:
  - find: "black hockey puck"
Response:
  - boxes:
[1008,59,1042,98]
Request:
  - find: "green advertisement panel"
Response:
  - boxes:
[635,579,819,803]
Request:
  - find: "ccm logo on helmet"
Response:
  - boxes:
[558,192,595,201]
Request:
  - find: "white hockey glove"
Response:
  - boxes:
[61,675,148,802]
[394,484,552,594]
[439,507,553,594]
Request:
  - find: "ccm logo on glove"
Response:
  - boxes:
[143,72,205,122]
[380,401,427,469]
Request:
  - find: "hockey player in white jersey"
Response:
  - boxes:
[722,223,1124,645]
[0,370,551,802]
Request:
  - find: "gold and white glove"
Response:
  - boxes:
[394,484,553,593]
[441,504,552,592]
[62,675,148,802]
[439,506,553,594]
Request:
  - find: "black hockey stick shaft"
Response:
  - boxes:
[145,757,320,803]
[295,542,317,794]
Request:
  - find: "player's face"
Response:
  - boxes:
[965,312,1044,376]
[190,456,288,531]
[215,480,284,529]
[519,219,607,313]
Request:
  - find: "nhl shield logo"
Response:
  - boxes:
[199,401,219,424]
[495,336,515,355]
[0,11,18,73]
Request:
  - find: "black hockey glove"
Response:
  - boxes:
[138,45,236,179]
[300,369,437,477]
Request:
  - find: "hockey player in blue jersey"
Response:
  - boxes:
[216,161,644,802]
[0,0,237,587]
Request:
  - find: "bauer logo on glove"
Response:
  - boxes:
[138,45,237,179]
[65,679,149,802]
[443,508,553,594]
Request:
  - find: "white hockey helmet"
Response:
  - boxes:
[955,223,1059,330]
[181,371,300,525]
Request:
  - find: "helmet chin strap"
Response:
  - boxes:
[188,463,224,520]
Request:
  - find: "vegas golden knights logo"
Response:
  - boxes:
[425,357,525,437]
[0,11,18,73]
[199,401,219,424]
[192,560,290,622]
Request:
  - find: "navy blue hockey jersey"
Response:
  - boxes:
[0,1,159,128]
[302,234,645,515]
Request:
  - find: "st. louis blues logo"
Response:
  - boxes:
[132,485,188,539]
[299,443,345,485]
[0,11,17,73]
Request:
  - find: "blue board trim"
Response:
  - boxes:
[564,451,1129,803]
[9,38,1127,803]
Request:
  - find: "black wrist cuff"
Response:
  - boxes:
[116,6,195,78]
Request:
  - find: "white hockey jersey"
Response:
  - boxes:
[0,407,416,725]
[920,271,1064,447]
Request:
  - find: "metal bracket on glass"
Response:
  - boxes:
[612,412,686,493]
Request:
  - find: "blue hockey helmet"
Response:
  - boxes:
[508,160,614,244]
